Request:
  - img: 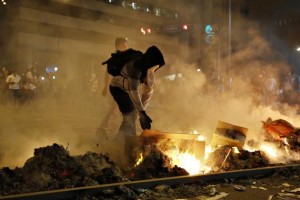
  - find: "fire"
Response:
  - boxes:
[134,153,143,167]
[260,143,278,158]
[232,147,240,154]
[205,145,213,159]
[164,149,201,175]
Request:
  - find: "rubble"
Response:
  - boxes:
[263,118,300,149]
[210,121,248,149]
[1,118,300,198]
[208,146,269,171]
[0,143,127,196]
[129,149,189,181]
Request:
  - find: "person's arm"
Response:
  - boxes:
[127,77,152,130]
[127,77,144,111]
[141,69,155,109]
[102,70,112,97]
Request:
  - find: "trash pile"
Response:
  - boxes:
[129,149,189,181]
[208,146,269,171]
[263,118,300,150]
[1,118,300,198]
[0,143,189,196]
[0,143,127,196]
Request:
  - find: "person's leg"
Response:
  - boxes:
[110,86,138,166]
[109,86,136,137]
[98,95,119,136]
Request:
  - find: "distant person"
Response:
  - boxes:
[97,37,129,138]
[89,73,99,97]
[6,68,21,106]
[103,37,165,165]
[23,66,38,102]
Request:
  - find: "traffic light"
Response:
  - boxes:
[204,24,219,44]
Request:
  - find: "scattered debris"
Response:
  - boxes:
[234,185,246,191]
[208,146,269,171]
[262,118,300,148]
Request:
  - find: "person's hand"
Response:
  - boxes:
[139,111,152,130]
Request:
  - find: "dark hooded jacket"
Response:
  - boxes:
[110,46,165,112]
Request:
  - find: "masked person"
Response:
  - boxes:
[103,38,165,165]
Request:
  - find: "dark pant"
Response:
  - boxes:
[109,86,137,137]
[110,86,138,166]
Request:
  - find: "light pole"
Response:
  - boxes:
[228,0,231,75]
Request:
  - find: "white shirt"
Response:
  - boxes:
[6,73,21,90]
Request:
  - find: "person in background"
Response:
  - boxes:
[6,68,21,107]
[97,38,129,138]
[23,66,38,103]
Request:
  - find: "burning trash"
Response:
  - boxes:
[1,119,300,197]
[129,148,189,180]
[139,129,207,175]
[208,146,269,171]
[262,118,300,149]
[210,121,248,149]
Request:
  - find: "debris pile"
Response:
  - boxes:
[129,149,189,180]
[263,118,300,150]
[0,143,190,196]
[0,143,127,196]
[208,146,269,171]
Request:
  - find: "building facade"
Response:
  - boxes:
[0,0,195,75]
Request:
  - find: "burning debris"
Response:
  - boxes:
[210,121,248,149]
[263,118,300,149]
[1,119,300,197]
[208,146,269,171]
[129,149,189,181]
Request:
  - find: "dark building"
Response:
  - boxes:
[0,0,196,76]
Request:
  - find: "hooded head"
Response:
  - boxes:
[136,46,165,72]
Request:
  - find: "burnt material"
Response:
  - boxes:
[208,146,269,171]
[129,150,189,181]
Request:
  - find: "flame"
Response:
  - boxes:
[197,135,206,141]
[205,145,213,159]
[173,152,200,175]
[134,153,143,167]
[192,130,206,141]
[232,147,240,154]
[260,143,278,158]
[283,138,289,146]
[163,144,213,175]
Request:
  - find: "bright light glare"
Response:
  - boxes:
[140,27,146,35]
[297,47,300,52]
[260,144,278,158]
[54,67,58,71]
[169,151,201,175]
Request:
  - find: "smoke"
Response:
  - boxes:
[1,1,299,169]
[150,11,300,146]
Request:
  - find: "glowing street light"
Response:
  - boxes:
[182,24,188,30]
